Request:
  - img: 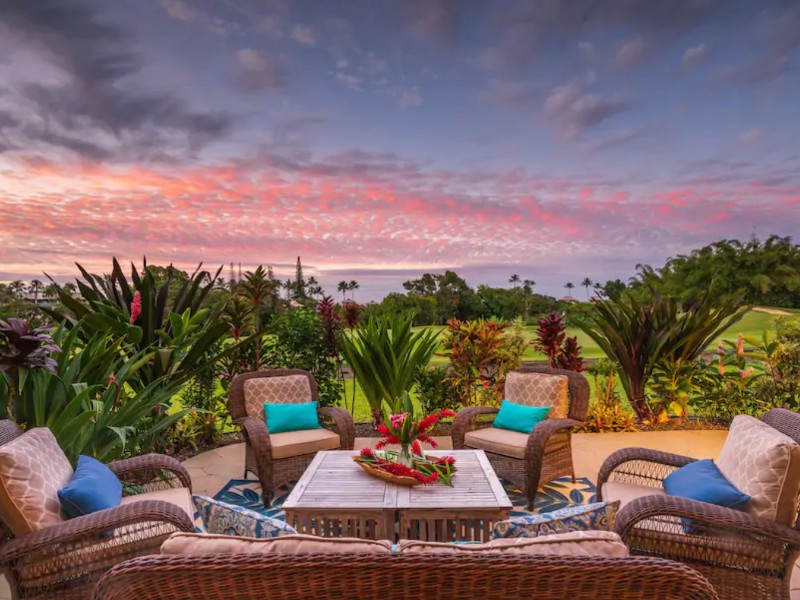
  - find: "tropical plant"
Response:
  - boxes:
[0,325,189,463]
[340,314,439,424]
[649,357,709,420]
[414,365,461,414]
[580,359,638,432]
[575,290,746,421]
[533,312,584,371]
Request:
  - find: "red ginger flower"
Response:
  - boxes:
[360,447,375,458]
[416,433,438,449]
[390,413,408,429]
[411,440,421,455]
[436,456,456,466]
[130,291,142,324]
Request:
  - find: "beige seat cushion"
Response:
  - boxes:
[601,481,666,510]
[717,415,800,526]
[397,531,628,557]
[270,429,340,459]
[0,428,73,535]
[243,375,313,419]
[120,486,193,519]
[464,427,568,460]
[505,372,569,418]
[162,532,393,555]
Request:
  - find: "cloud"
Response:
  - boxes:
[236,48,287,93]
[291,24,316,45]
[682,43,708,69]
[544,81,629,140]
[739,128,765,143]
[398,86,422,108]
[158,0,239,36]
[615,37,648,69]
[580,128,646,152]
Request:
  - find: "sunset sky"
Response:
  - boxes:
[1,0,799,300]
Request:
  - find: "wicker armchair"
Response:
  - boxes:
[597,408,800,600]
[0,420,194,600]
[452,366,589,509]
[94,553,719,600]
[229,369,355,505]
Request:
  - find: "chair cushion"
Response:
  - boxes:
[717,415,800,525]
[601,481,666,510]
[270,428,340,459]
[193,494,297,538]
[120,486,194,520]
[396,531,628,557]
[161,532,394,555]
[463,427,569,460]
[243,375,313,419]
[0,428,73,535]
[265,401,321,434]
[493,401,551,434]
[491,501,619,539]
[58,455,123,519]
[504,371,569,418]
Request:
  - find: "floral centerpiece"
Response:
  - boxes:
[353,393,457,486]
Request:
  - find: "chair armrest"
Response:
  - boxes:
[235,415,273,477]
[616,494,800,548]
[107,454,192,493]
[525,418,582,461]
[319,406,355,450]
[596,448,696,499]
[451,406,499,448]
[0,500,193,565]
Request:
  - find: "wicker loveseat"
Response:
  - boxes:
[94,552,719,600]
[0,420,194,600]
[598,408,800,600]
[228,369,355,505]
[452,366,589,508]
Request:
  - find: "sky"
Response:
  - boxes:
[0,0,799,301]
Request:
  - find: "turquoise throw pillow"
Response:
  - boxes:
[493,401,551,434]
[58,455,122,519]
[265,401,321,434]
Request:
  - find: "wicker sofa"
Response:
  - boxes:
[598,408,800,600]
[228,369,355,505]
[452,366,589,509]
[94,542,719,600]
[0,420,195,600]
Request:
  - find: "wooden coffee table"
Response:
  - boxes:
[283,449,512,542]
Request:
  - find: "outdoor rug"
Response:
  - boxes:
[198,476,597,529]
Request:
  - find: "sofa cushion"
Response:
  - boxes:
[717,415,800,525]
[601,481,667,510]
[120,486,193,520]
[161,532,394,555]
[269,428,340,459]
[243,375,312,419]
[504,372,569,418]
[491,501,619,539]
[193,494,297,538]
[0,428,73,535]
[396,531,628,557]
[463,427,568,460]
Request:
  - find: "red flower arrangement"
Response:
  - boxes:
[353,394,457,486]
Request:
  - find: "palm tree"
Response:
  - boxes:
[509,274,520,288]
[337,281,348,302]
[348,280,359,300]
[28,280,44,302]
[564,282,575,295]
[43,283,59,300]
[9,280,24,299]
[523,279,535,292]
[581,277,593,299]
[240,266,274,369]
[306,276,323,299]
[283,279,293,301]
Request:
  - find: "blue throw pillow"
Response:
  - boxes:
[265,401,321,434]
[493,400,551,434]
[491,501,620,539]
[58,455,122,519]
[663,459,750,511]
[193,495,298,538]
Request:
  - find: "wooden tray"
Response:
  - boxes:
[356,461,421,487]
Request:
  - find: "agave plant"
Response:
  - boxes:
[575,290,746,421]
[42,258,230,388]
[340,314,439,424]
[0,324,189,463]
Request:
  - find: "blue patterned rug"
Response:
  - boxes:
[203,476,596,527]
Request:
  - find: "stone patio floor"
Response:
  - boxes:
[3,429,800,598]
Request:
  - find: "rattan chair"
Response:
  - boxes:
[597,408,800,600]
[229,369,355,505]
[452,366,589,509]
[0,420,194,600]
[94,553,719,600]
